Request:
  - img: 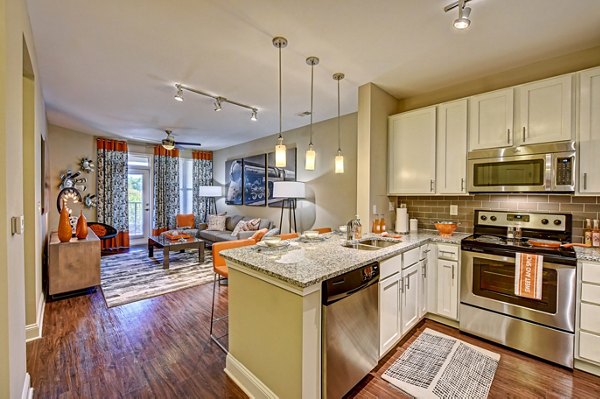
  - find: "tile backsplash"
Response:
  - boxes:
[396,194,600,243]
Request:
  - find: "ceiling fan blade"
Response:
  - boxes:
[176,141,202,147]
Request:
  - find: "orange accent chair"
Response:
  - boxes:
[313,227,332,234]
[279,232,299,240]
[210,238,255,352]
[176,213,195,229]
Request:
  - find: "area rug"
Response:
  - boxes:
[382,328,500,399]
[100,249,213,307]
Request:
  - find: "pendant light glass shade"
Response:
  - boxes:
[305,144,316,170]
[273,37,288,168]
[335,150,344,174]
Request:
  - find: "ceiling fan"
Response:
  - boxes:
[160,130,202,150]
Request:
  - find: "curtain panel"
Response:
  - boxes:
[192,151,214,224]
[153,146,180,235]
[96,138,130,249]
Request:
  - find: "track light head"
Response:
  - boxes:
[454,6,471,29]
[250,109,258,121]
[174,85,184,102]
[214,97,223,111]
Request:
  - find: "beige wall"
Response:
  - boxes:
[0,0,47,395]
[398,45,600,112]
[213,113,358,232]
[356,83,399,230]
[47,124,97,230]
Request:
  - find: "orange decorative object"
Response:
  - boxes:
[164,231,191,240]
[57,201,72,243]
[434,222,458,237]
[76,210,88,239]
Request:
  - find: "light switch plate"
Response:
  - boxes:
[389,201,395,212]
[11,215,24,235]
[449,205,458,216]
[372,204,377,214]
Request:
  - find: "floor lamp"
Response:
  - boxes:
[272,181,306,233]
[198,185,222,222]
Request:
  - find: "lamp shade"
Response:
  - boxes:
[272,181,305,199]
[198,185,222,197]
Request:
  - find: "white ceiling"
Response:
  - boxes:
[26,0,600,150]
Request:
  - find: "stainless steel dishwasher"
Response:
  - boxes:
[322,263,379,399]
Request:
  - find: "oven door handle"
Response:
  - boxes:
[462,250,575,271]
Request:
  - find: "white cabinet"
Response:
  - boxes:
[517,75,573,145]
[469,88,514,150]
[388,107,436,195]
[401,263,420,334]
[379,272,402,357]
[437,99,468,194]
[426,245,438,313]
[437,259,459,320]
[579,67,600,194]
[578,261,600,365]
[419,260,428,318]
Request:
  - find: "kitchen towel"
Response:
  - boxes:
[514,252,543,300]
[396,207,409,233]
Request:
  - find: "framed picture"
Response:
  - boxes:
[225,159,243,205]
[243,154,267,206]
[267,148,297,206]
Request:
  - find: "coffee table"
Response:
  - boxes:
[148,235,205,269]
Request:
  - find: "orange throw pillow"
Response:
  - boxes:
[176,214,195,229]
[251,228,269,242]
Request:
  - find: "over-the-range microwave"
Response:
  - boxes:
[467,141,576,193]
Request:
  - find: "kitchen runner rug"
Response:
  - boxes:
[100,249,213,308]
[382,328,500,399]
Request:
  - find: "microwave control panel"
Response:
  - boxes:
[556,156,574,186]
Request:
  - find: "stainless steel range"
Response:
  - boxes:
[460,210,577,368]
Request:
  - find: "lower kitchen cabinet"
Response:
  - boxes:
[437,259,459,320]
[577,261,600,367]
[401,262,420,334]
[379,271,402,357]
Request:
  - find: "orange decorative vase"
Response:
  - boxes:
[76,210,88,239]
[57,201,72,242]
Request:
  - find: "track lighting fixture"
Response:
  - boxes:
[305,56,319,171]
[273,36,288,168]
[174,85,184,102]
[333,73,345,174]
[444,0,473,30]
[173,83,258,120]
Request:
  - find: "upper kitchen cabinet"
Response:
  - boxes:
[388,107,436,195]
[516,75,573,145]
[469,88,514,151]
[437,99,468,194]
[579,67,600,194]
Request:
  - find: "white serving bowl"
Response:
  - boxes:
[339,225,347,233]
[263,236,282,247]
[304,230,319,239]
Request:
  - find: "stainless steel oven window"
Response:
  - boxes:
[472,158,545,187]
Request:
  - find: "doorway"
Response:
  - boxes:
[128,154,152,244]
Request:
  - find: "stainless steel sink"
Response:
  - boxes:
[342,238,402,250]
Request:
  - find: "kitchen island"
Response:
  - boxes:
[220,232,466,398]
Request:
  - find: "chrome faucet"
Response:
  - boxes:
[346,219,355,240]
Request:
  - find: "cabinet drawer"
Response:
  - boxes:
[582,262,600,284]
[419,244,430,260]
[581,302,600,333]
[580,331,600,364]
[403,247,420,269]
[437,244,459,261]
[581,283,600,306]
[380,254,402,280]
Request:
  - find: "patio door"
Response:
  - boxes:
[128,168,151,242]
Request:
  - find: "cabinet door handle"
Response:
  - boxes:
[406,276,410,290]
[422,262,427,278]
[460,178,465,192]
[507,128,511,144]
[400,277,404,293]
[451,264,455,280]
[584,172,588,190]
[430,179,435,192]
[522,126,526,142]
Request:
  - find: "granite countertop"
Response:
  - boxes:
[220,231,470,289]
[575,246,600,263]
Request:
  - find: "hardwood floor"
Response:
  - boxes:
[28,269,600,398]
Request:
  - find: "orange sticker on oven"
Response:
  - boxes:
[515,253,543,300]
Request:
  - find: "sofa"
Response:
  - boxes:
[197,215,275,245]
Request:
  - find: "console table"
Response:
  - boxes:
[48,230,101,296]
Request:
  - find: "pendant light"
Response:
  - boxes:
[333,73,345,174]
[305,56,319,171]
[273,37,288,168]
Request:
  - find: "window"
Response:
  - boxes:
[129,154,150,167]
[179,158,193,214]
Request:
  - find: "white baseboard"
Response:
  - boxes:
[575,359,600,377]
[225,354,277,399]
[425,313,459,329]
[25,293,45,342]
[21,373,33,399]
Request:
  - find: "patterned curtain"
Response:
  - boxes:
[96,138,130,249]
[192,151,214,224]
[153,146,180,235]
